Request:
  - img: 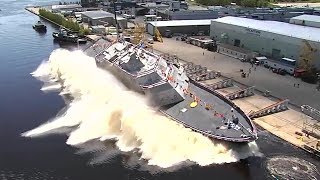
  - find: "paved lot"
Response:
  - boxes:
[153,38,320,110]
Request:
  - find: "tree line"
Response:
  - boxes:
[39,9,90,35]
[39,8,80,31]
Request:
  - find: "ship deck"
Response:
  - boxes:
[161,82,254,142]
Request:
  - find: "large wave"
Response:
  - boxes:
[22,49,261,168]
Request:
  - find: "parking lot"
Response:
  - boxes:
[153,38,320,110]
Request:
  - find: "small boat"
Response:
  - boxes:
[52,28,87,44]
[33,21,47,32]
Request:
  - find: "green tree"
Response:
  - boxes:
[39,9,81,32]
[241,0,257,7]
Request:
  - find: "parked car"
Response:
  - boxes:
[272,68,286,75]
[181,35,187,41]
[147,37,154,44]
[278,69,287,75]
[272,68,278,73]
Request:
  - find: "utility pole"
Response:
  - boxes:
[112,0,120,41]
[317,73,320,91]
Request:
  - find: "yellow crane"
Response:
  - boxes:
[154,27,163,43]
[123,23,154,49]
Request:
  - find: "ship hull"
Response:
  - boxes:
[33,25,47,32]
[52,33,87,44]
[95,55,257,143]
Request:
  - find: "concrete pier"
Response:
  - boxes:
[25,6,72,31]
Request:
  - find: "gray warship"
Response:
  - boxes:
[84,38,257,143]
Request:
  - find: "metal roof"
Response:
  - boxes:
[213,16,320,42]
[282,57,296,62]
[82,10,114,19]
[138,3,169,8]
[148,19,213,27]
[52,4,82,10]
[290,14,320,23]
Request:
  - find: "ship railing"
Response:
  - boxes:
[113,63,138,78]
[159,110,253,143]
[140,80,167,90]
[189,78,257,135]
[136,68,156,78]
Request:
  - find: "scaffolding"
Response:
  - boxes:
[124,23,146,44]
[301,105,320,156]
[301,105,320,138]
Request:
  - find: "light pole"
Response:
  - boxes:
[112,0,120,40]
[317,73,320,91]
[77,39,79,49]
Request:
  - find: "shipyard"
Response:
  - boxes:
[0,0,320,179]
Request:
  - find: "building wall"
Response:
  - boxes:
[146,23,155,35]
[210,21,320,69]
[117,18,128,29]
[147,24,210,36]
[290,18,320,28]
[169,11,218,20]
[217,45,248,60]
[82,14,114,26]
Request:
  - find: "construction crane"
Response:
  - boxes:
[124,23,147,45]
[300,39,317,71]
[154,27,163,43]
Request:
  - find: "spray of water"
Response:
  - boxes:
[22,49,260,168]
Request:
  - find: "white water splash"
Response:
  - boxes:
[40,83,61,92]
[22,49,261,168]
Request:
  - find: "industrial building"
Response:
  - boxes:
[81,10,127,29]
[136,1,189,16]
[210,16,320,70]
[136,2,170,15]
[51,4,82,13]
[290,14,320,28]
[157,10,218,20]
[80,0,97,7]
[211,6,316,22]
[146,19,212,36]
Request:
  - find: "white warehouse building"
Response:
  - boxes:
[289,14,320,28]
[210,16,320,70]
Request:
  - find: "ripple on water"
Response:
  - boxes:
[266,156,320,180]
[0,168,71,180]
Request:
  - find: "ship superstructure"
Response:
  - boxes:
[95,41,189,107]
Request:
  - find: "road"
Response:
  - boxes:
[152,38,320,110]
